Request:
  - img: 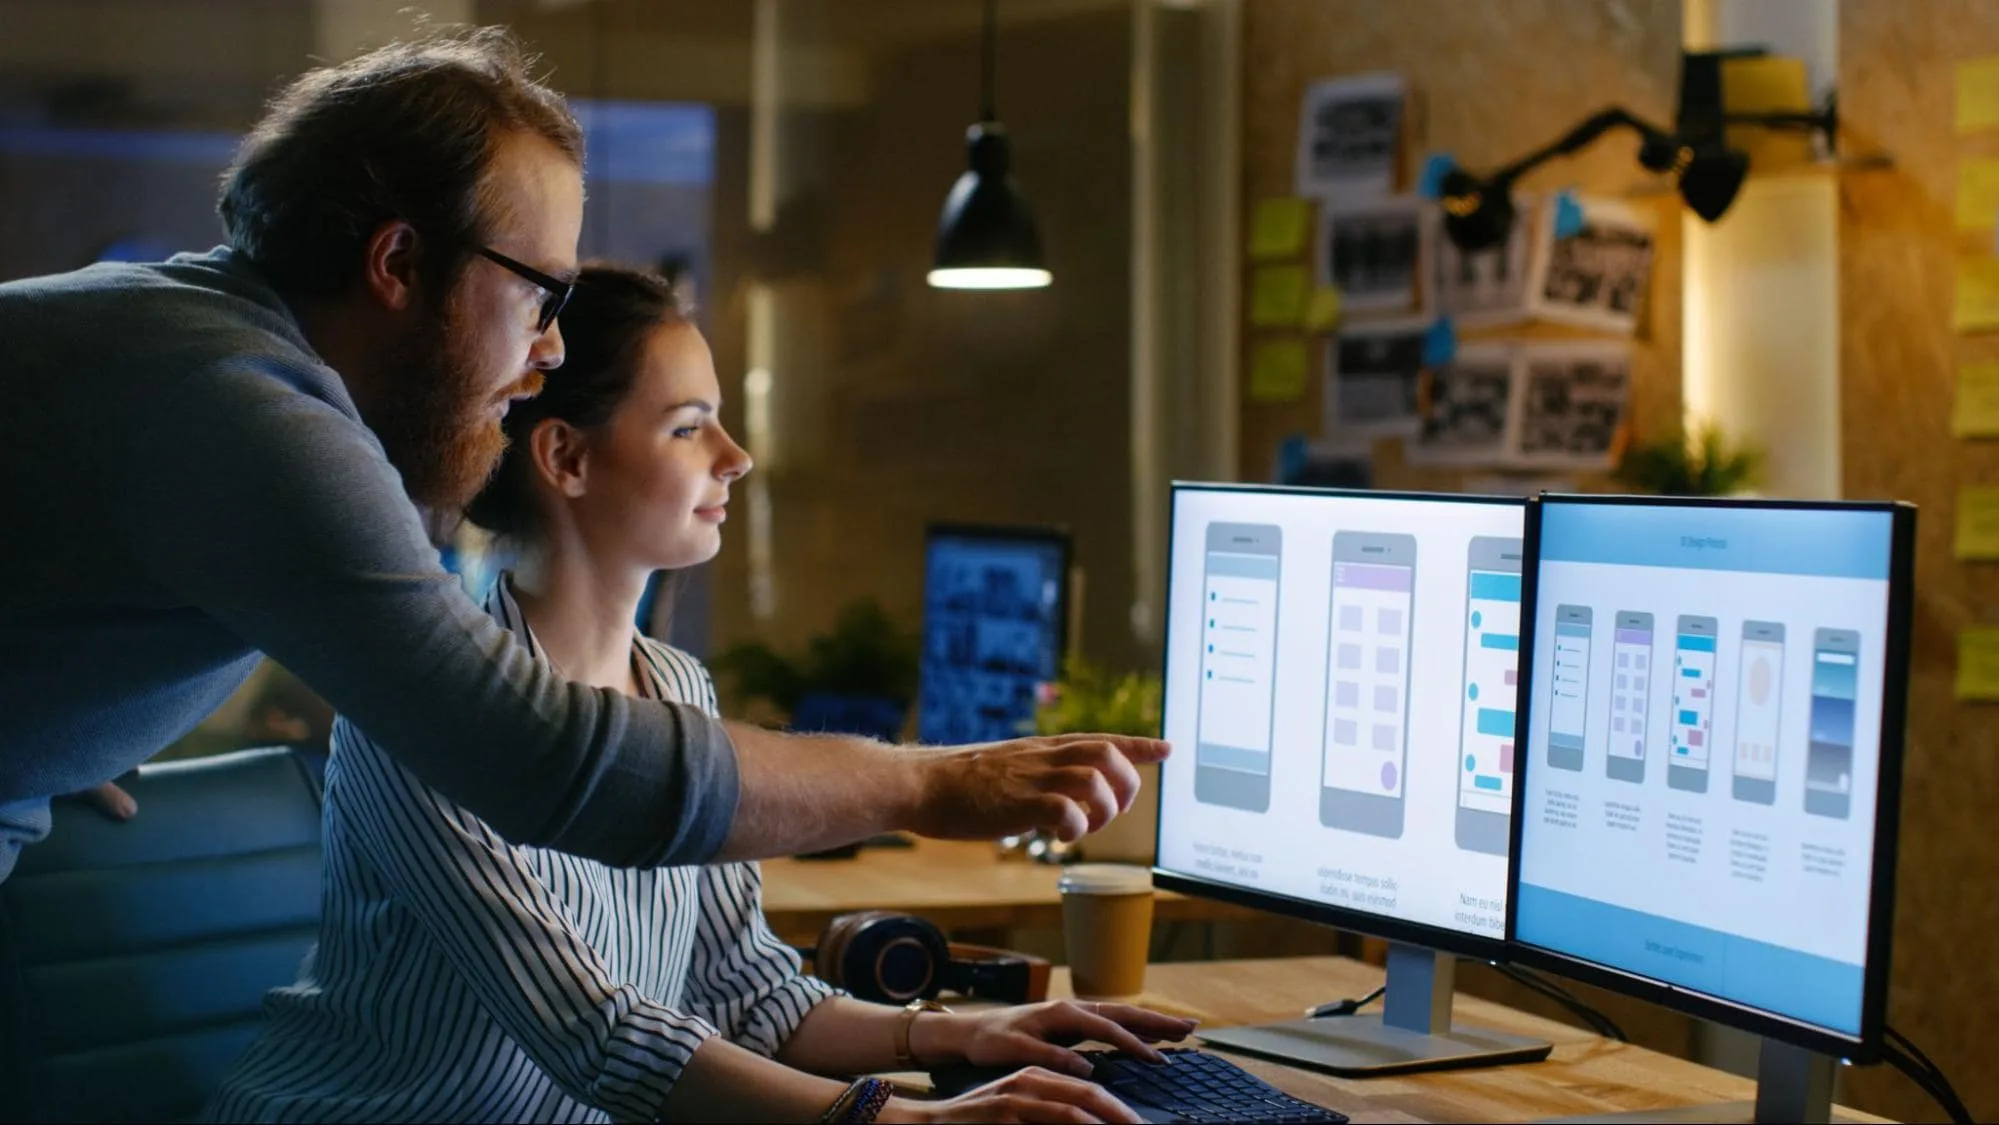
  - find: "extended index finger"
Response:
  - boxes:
[1049,733,1171,764]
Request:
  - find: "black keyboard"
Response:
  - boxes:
[930,1047,1349,1124]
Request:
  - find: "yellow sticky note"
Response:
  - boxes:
[1959,159,1999,231]
[1954,360,1999,437]
[1958,629,1999,701]
[1249,198,1312,261]
[1250,265,1310,328]
[1957,485,1999,559]
[1248,340,1309,403]
[1302,287,1343,331]
[1954,256,1999,333]
[1960,56,1999,135]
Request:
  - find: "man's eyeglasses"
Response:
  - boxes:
[475,246,575,335]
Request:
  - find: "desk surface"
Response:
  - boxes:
[1017,957,1885,1124]
[760,839,1250,942]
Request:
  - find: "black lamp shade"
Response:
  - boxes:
[1678,146,1750,223]
[928,123,1051,289]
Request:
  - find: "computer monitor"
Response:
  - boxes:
[1510,496,1913,1123]
[917,523,1073,746]
[1154,483,1551,1075]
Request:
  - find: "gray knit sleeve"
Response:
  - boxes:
[126,359,739,867]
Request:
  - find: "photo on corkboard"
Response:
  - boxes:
[1317,196,1424,315]
[1294,71,1404,201]
[1524,195,1655,334]
[1507,342,1632,470]
[1324,319,1427,438]
[1423,194,1535,327]
[1408,344,1517,466]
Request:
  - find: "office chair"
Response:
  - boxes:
[0,747,325,1122]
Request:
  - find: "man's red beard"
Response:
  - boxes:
[369,299,518,515]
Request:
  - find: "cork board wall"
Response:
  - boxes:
[1838,3,1999,1122]
[1240,0,1685,488]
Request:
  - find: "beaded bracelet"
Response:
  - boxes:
[818,1077,893,1125]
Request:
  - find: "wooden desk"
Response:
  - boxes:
[760,839,1253,945]
[957,957,1887,1124]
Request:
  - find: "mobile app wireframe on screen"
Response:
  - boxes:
[1158,487,1524,941]
[1514,502,1893,1038]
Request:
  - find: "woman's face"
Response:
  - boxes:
[570,321,751,572]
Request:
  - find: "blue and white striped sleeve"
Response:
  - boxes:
[684,861,840,1057]
[329,718,718,1119]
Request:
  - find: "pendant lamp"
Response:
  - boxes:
[927,0,1052,290]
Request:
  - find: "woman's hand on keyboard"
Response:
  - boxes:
[941,999,1199,1076]
[883,1067,1144,1124]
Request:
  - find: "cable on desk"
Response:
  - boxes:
[1488,963,1627,1042]
[1881,1028,1973,1125]
[1304,984,1385,1019]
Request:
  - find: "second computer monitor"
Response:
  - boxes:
[1510,496,1911,1060]
[1156,484,1525,951]
[917,523,1072,746]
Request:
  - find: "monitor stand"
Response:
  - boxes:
[1196,943,1553,1076]
[1536,1037,1867,1123]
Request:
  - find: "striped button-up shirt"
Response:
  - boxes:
[206,578,835,1122]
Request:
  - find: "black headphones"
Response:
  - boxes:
[805,910,1051,1006]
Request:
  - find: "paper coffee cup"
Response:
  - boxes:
[1058,864,1155,998]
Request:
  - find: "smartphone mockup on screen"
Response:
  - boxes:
[1731,620,1785,805]
[1455,536,1522,855]
[1668,614,1719,793]
[1319,531,1417,838]
[1606,610,1652,784]
[1804,628,1861,820]
[1194,522,1282,812]
[1546,605,1592,772]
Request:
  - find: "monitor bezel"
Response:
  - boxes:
[916,521,1076,745]
[1151,481,1529,964]
[1504,492,1912,1064]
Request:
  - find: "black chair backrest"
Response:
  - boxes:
[0,747,324,1122]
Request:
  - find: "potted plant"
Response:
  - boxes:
[1612,416,1764,497]
[711,597,919,742]
[1016,659,1164,864]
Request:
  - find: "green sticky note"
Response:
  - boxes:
[1954,256,1999,334]
[1957,629,1999,702]
[1248,340,1309,403]
[1959,56,1999,135]
[1953,360,1999,437]
[1959,159,1999,231]
[1249,198,1312,261]
[1302,287,1343,331]
[1957,485,1999,560]
[1250,265,1310,328]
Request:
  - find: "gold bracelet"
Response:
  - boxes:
[893,998,952,1069]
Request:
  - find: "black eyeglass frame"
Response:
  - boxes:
[475,245,575,334]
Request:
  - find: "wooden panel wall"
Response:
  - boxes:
[1239,0,1684,488]
[1839,4,1999,1122]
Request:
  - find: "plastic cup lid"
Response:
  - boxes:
[1057,864,1154,895]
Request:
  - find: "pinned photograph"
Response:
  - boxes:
[1525,195,1655,334]
[1317,197,1424,316]
[1325,319,1428,437]
[1294,72,1405,200]
[1408,344,1516,466]
[1423,194,1535,327]
[1507,343,1633,470]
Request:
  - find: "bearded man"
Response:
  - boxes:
[0,27,1163,883]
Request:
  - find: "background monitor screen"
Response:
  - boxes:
[917,526,1070,745]
[1156,484,1525,945]
[1512,498,1899,1043]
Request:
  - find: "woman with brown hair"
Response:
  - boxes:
[206,266,1191,1125]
